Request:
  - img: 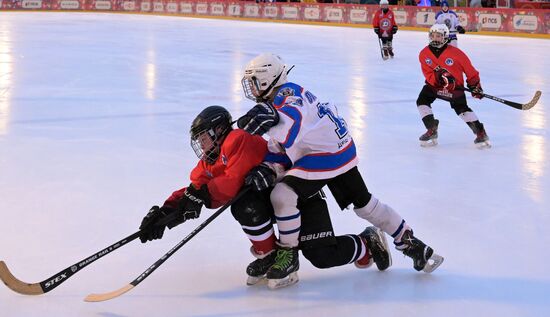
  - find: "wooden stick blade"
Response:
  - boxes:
[84,284,134,302]
[522,90,542,110]
[0,261,44,295]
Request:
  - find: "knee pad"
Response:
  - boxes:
[231,190,273,227]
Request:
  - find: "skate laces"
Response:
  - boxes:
[271,249,294,270]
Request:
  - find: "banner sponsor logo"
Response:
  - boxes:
[513,14,537,31]
[349,9,367,23]
[196,2,208,14]
[325,8,343,22]
[60,0,80,9]
[303,7,320,20]
[166,3,178,13]
[416,11,435,25]
[122,1,135,11]
[393,10,408,25]
[244,4,260,17]
[95,0,111,10]
[479,13,501,28]
[22,0,42,8]
[211,3,224,15]
[180,2,192,13]
[153,2,163,12]
[282,6,299,20]
[141,2,151,11]
[457,12,468,26]
[263,5,278,18]
[228,4,241,16]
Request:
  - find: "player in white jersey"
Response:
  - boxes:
[238,53,443,288]
[435,0,465,47]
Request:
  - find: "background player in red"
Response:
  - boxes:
[137,105,391,289]
[372,0,398,60]
[416,24,490,148]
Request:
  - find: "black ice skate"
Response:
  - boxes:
[265,245,299,289]
[355,226,392,271]
[246,250,277,286]
[382,48,390,61]
[388,48,394,58]
[397,230,444,273]
[419,119,439,147]
[474,127,491,149]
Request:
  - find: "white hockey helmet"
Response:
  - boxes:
[429,24,450,48]
[380,0,389,6]
[242,53,289,101]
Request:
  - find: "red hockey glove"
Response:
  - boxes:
[468,82,484,99]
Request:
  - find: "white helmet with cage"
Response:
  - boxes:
[429,24,450,48]
[241,53,289,102]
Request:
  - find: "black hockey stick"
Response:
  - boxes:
[84,187,250,302]
[0,231,141,295]
[377,37,387,61]
[462,87,541,111]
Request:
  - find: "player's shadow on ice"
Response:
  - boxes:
[198,268,549,315]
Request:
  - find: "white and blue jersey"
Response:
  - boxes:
[264,82,358,180]
[435,10,461,40]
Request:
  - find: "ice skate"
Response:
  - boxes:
[474,127,491,149]
[419,119,439,147]
[397,230,444,273]
[388,48,394,58]
[266,245,299,289]
[382,48,390,61]
[246,248,277,286]
[355,226,392,271]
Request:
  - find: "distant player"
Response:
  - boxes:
[417,24,490,148]
[435,0,465,47]
[239,53,443,289]
[372,0,398,60]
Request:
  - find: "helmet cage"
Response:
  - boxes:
[241,70,284,102]
[429,25,449,48]
[191,126,225,165]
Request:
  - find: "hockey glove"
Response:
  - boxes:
[468,82,484,99]
[139,205,178,243]
[245,163,277,192]
[456,25,466,34]
[172,184,211,227]
[392,26,398,34]
[435,68,456,91]
[374,27,380,35]
[237,101,279,136]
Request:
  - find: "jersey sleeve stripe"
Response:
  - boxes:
[278,105,302,149]
[292,141,357,172]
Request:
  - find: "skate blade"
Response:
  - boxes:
[246,275,267,286]
[375,228,392,270]
[420,139,438,147]
[422,253,444,273]
[475,141,491,149]
[267,272,299,290]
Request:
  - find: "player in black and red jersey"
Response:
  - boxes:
[137,105,391,289]
[372,0,398,60]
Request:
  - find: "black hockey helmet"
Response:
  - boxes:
[190,106,233,164]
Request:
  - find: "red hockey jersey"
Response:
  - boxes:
[164,129,268,209]
[372,9,397,38]
[419,45,480,88]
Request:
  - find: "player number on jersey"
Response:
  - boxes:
[316,103,348,139]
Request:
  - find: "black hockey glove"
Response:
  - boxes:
[456,25,466,34]
[392,26,398,34]
[139,205,179,243]
[174,184,211,227]
[468,82,484,99]
[245,164,276,192]
[237,101,279,136]
[374,27,380,35]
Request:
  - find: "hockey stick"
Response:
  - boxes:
[462,87,541,111]
[377,37,387,61]
[0,231,141,295]
[84,187,250,302]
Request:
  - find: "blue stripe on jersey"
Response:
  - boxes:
[275,212,301,222]
[292,141,357,172]
[278,105,302,149]
[264,152,292,168]
[273,82,304,107]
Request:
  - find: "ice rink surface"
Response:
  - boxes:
[0,11,549,317]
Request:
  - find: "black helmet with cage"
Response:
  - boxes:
[190,106,233,165]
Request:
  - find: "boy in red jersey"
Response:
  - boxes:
[373,0,398,59]
[417,24,490,148]
[137,105,391,289]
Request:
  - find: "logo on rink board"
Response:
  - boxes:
[60,0,80,9]
[393,10,408,25]
[95,0,111,10]
[416,11,436,26]
[211,4,224,15]
[479,13,502,29]
[325,8,343,22]
[122,1,135,11]
[180,3,192,14]
[22,0,42,9]
[244,4,260,18]
[166,2,177,13]
[304,7,320,20]
[445,58,454,66]
[282,6,299,20]
[349,9,367,23]
[196,3,208,14]
[513,15,538,31]
[228,4,241,16]
[153,2,163,12]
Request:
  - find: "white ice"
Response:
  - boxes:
[0,12,549,317]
